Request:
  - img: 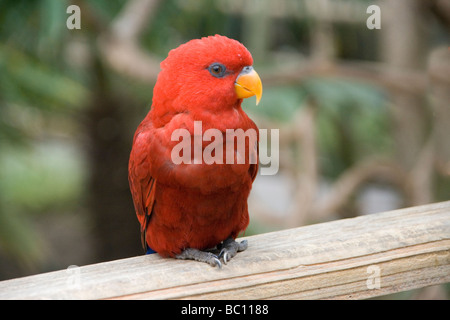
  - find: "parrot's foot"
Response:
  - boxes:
[218,238,248,265]
[176,248,222,268]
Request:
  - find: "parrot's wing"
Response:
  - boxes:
[249,162,258,182]
[128,131,157,250]
[248,122,259,182]
[139,177,156,250]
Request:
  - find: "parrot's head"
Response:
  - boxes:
[152,35,262,117]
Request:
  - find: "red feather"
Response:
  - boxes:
[128,35,259,257]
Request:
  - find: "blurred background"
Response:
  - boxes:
[0,0,449,298]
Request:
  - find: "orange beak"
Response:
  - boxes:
[235,66,263,105]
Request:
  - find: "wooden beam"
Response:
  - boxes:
[0,201,449,300]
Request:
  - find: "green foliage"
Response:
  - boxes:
[0,45,88,111]
[0,141,87,265]
[0,144,86,212]
[0,207,44,269]
[0,0,87,266]
[303,77,390,176]
[247,77,390,178]
[245,85,305,122]
[142,0,235,56]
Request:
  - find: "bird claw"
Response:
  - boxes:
[222,251,229,265]
[218,238,248,265]
[175,239,247,268]
[176,248,222,268]
[213,257,222,269]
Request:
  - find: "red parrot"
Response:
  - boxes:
[128,35,262,267]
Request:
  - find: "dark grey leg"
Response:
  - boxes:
[176,248,222,268]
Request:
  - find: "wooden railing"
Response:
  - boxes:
[0,201,449,300]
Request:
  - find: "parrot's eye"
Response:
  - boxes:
[208,63,227,78]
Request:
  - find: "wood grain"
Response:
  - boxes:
[0,201,449,300]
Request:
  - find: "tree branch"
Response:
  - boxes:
[98,0,162,83]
